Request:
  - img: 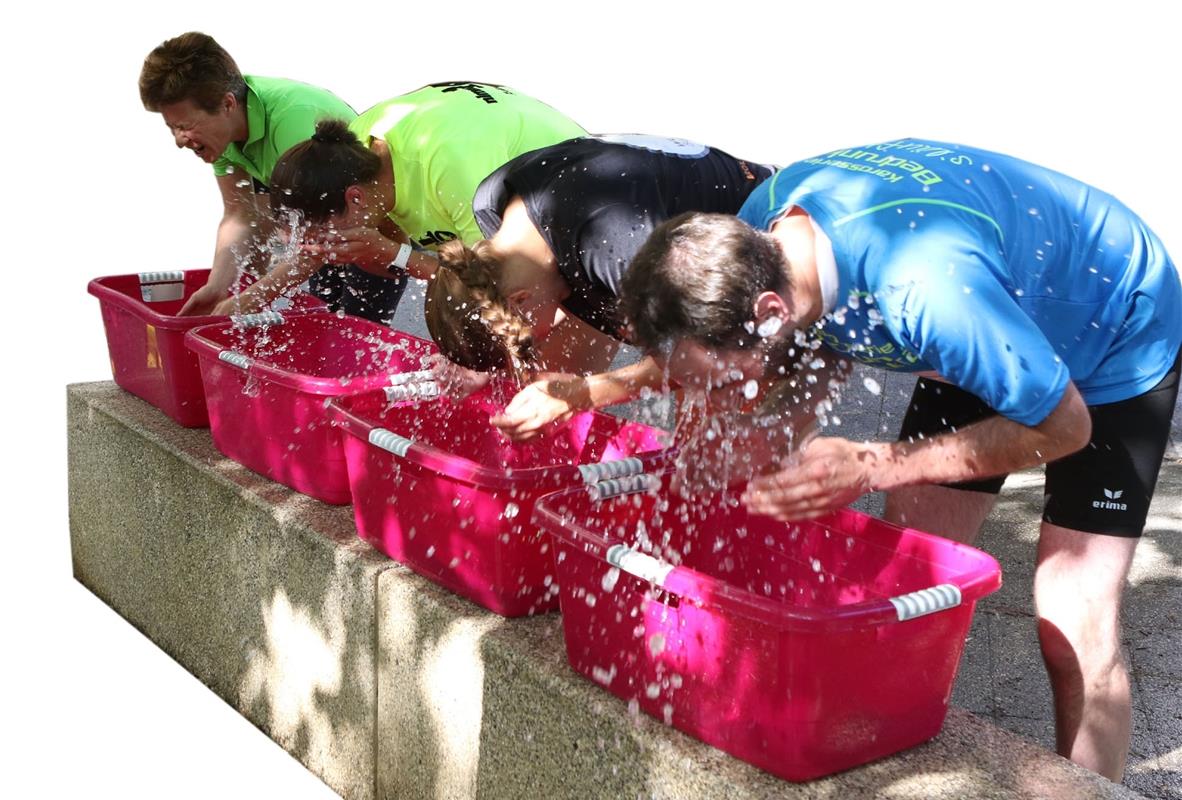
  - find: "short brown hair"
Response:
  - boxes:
[269,119,383,223]
[424,241,535,380]
[620,212,790,353]
[139,32,246,112]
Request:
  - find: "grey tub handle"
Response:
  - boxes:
[579,457,645,484]
[605,544,675,588]
[383,382,440,403]
[889,584,962,621]
[217,351,252,370]
[368,427,414,458]
[588,473,660,501]
[231,311,285,328]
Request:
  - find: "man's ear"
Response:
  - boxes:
[752,291,790,335]
[221,92,237,114]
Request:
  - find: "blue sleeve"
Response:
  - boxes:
[870,217,1070,426]
[737,172,785,232]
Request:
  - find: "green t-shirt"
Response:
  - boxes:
[213,75,355,186]
[348,82,586,248]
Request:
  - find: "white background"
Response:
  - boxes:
[1,1,1176,796]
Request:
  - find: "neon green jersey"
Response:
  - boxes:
[348,82,585,248]
[214,75,355,186]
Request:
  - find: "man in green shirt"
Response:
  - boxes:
[218,82,585,322]
[138,32,354,316]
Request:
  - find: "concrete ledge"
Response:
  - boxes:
[67,382,1144,799]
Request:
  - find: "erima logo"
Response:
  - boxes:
[1093,488,1128,511]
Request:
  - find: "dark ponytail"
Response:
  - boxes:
[270,118,382,222]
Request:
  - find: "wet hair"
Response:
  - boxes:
[424,241,535,380]
[620,212,791,353]
[139,32,247,113]
[268,119,383,223]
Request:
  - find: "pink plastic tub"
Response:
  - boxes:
[185,312,436,504]
[330,386,673,616]
[532,470,1002,781]
[88,269,323,427]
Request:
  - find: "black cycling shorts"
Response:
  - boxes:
[896,349,1181,537]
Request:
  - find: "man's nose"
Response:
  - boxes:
[173,130,189,148]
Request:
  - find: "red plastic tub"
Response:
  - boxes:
[88,269,323,427]
[532,470,1002,781]
[330,386,673,616]
[185,312,436,504]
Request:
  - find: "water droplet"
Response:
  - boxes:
[648,633,666,656]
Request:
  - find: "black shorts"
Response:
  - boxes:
[307,263,408,325]
[897,349,1181,537]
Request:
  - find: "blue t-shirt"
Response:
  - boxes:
[738,138,1181,426]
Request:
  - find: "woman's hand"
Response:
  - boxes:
[426,354,493,400]
[302,226,398,273]
[490,373,591,441]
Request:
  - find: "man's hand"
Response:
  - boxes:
[490,373,591,441]
[178,283,225,317]
[741,436,882,520]
[302,227,398,273]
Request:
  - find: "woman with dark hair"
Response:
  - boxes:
[213,82,584,321]
[422,134,774,439]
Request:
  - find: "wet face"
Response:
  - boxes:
[510,293,562,341]
[158,97,237,164]
[658,339,770,411]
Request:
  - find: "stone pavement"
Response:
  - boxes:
[389,277,1182,798]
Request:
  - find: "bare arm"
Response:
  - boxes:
[743,380,1092,520]
[179,174,268,316]
[490,355,666,441]
[300,222,438,281]
[211,247,325,316]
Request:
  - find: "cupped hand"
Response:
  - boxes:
[177,283,224,317]
[741,436,882,521]
[301,226,396,272]
[490,373,590,442]
[425,354,493,400]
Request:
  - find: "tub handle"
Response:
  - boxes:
[383,382,440,403]
[587,473,660,501]
[231,311,286,328]
[368,427,414,458]
[605,544,675,588]
[139,270,185,284]
[389,369,436,386]
[888,584,962,621]
[217,351,252,370]
[578,457,646,484]
[139,270,185,303]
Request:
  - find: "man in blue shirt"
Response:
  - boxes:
[620,138,1181,782]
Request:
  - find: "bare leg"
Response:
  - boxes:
[884,484,997,545]
[1034,522,1136,782]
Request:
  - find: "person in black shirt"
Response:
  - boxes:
[424,134,773,439]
